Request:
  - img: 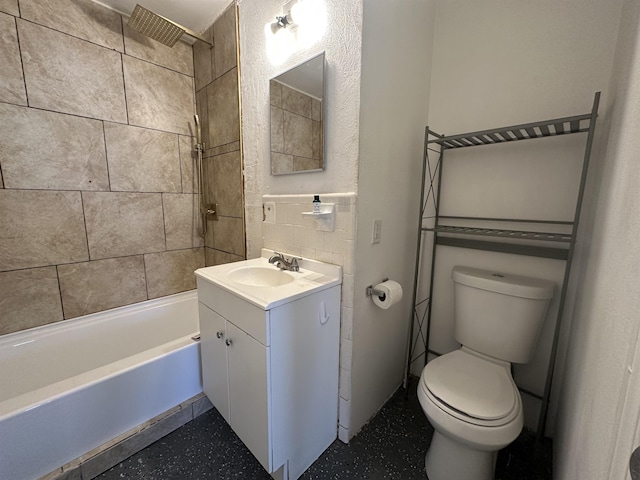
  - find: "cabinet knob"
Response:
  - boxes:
[225,339,233,346]
[216,331,224,339]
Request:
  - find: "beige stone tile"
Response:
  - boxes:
[0,103,109,190]
[83,192,165,260]
[270,79,282,107]
[213,5,237,78]
[283,111,313,158]
[206,141,240,158]
[58,256,147,319]
[123,21,193,76]
[212,150,243,218]
[202,156,215,211]
[0,13,27,106]
[104,123,181,193]
[0,267,63,335]
[17,20,127,123]
[204,247,243,266]
[0,0,19,15]
[144,248,204,298]
[312,98,322,121]
[271,153,294,175]
[0,190,89,271]
[294,157,321,172]
[180,135,198,193]
[312,120,323,160]
[194,32,213,91]
[212,216,245,256]
[163,194,204,250]
[196,86,210,144]
[20,0,124,51]
[282,84,312,118]
[270,106,284,153]
[123,55,194,135]
[207,68,239,147]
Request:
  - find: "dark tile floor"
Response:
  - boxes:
[96,378,551,480]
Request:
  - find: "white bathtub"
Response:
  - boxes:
[0,291,202,480]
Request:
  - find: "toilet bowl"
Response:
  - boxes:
[418,348,523,480]
[418,266,554,480]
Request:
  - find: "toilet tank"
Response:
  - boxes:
[452,266,554,364]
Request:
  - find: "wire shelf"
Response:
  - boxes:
[428,113,592,149]
[423,225,573,242]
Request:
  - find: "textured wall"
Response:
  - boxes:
[424,0,623,434]
[237,0,363,260]
[192,4,246,266]
[0,0,203,334]
[555,0,640,477]
[349,0,435,438]
[238,0,363,441]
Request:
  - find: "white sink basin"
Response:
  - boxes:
[228,266,295,287]
[195,250,343,310]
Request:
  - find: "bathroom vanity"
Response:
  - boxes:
[195,251,342,480]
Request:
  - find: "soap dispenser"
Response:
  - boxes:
[313,195,321,213]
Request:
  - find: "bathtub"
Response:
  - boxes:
[0,291,202,480]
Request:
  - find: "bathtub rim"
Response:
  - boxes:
[0,290,200,421]
[0,289,198,349]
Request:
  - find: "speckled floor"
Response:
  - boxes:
[96,378,551,480]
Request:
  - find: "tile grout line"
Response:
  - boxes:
[55,265,67,320]
[13,15,30,107]
[101,121,112,191]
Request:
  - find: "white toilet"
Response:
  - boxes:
[418,266,554,480]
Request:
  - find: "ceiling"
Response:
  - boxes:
[94,0,231,35]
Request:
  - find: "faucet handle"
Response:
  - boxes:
[290,257,299,271]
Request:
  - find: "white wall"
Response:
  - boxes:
[238,0,363,259]
[424,0,623,433]
[555,0,640,477]
[348,0,435,437]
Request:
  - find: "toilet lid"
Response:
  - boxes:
[424,350,517,421]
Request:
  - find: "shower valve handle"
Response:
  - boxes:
[216,331,223,339]
[225,339,233,347]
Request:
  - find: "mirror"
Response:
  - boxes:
[270,52,325,175]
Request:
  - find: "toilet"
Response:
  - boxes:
[418,266,554,480]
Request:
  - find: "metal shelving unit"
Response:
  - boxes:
[406,92,600,439]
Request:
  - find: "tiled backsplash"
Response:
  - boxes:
[262,192,356,441]
[0,0,203,334]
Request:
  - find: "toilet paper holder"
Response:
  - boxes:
[366,278,389,299]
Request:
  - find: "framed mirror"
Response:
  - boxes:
[270,52,325,175]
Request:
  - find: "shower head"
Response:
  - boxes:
[128,4,212,47]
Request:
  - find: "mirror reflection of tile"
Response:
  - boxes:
[270,53,324,175]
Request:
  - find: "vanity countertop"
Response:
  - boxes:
[195,249,342,310]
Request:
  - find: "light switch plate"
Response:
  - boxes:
[371,219,382,244]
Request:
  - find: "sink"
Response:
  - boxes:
[195,250,342,310]
[228,266,295,287]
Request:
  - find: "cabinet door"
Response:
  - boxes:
[226,322,271,472]
[198,303,230,423]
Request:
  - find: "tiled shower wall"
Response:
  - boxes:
[192,4,246,266]
[0,0,203,335]
[262,193,356,442]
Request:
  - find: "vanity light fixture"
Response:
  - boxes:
[265,0,326,64]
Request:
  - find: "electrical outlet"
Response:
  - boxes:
[371,219,382,244]
[264,202,276,223]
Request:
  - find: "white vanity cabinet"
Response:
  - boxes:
[196,261,341,480]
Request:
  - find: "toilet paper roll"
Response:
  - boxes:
[372,280,403,310]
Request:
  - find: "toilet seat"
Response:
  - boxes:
[422,349,520,427]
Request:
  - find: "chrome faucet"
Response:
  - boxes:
[268,252,300,272]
